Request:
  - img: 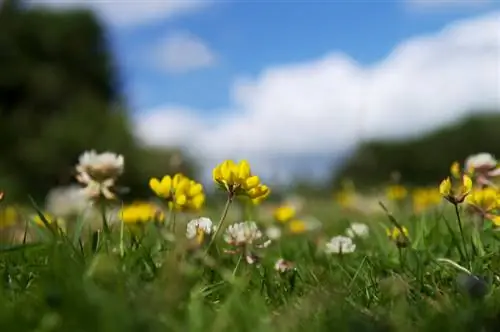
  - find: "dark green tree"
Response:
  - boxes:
[0,1,197,202]
[332,113,500,189]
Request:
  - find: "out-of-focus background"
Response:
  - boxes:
[0,0,499,203]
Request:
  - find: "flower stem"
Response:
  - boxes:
[454,203,470,268]
[205,193,234,254]
[99,201,109,235]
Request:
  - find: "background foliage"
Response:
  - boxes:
[0,0,197,202]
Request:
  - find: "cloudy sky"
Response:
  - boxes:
[33,0,500,183]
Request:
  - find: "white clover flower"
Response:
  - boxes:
[76,150,124,182]
[186,217,214,244]
[45,185,90,218]
[346,222,369,239]
[224,221,263,246]
[465,153,497,173]
[274,258,294,273]
[75,150,124,200]
[266,225,282,240]
[325,235,356,254]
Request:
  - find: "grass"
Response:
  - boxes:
[1,196,500,332]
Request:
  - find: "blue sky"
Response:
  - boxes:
[105,1,500,112]
[35,0,500,183]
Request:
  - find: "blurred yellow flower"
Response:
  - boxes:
[32,212,65,231]
[334,190,354,208]
[386,226,409,248]
[119,202,164,224]
[439,175,472,205]
[213,160,270,202]
[273,205,296,223]
[288,219,307,234]
[412,188,441,213]
[465,188,499,216]
[0,206,18,229]
[490,215,500,227]
[450,161,462,179]
[149,173,205,212]
[386,185,408,201]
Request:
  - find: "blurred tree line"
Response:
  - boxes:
[0,0,197,203]
[333,113,500,189]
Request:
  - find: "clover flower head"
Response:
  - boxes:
[75,150,124,200]
[186,217,214,244]
[325,235,356,254]
[274,258,295,273]
[76,150,124,182]
[46,185,89,218]
[346,222,369,238]
[265,225,282,240]
[465,153,497,174]
[223,221,271,249]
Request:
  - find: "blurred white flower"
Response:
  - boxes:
[45,185,90,218]
[186,217,213,244]
[266,225,282,240]
[283,195,305,214]
[224,221,263,246]
[346,222,369,238]
[75,150,124,200]
[325,235,356,254]
[76,150,124,182]
[465,153,497,172]
[274,258,294,273]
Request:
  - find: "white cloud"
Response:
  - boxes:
[154,32,216,73]
[135,12,500,183]
[29,0,210,27]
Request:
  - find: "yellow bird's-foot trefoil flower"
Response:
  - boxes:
[119,202,164,224]
[273,205,296,223]
[387,226,410,248]
[149,173,206,212]
[439,174,473,205]
[386,185,408,201]
[213,160,270,202]
[465,187,499,217]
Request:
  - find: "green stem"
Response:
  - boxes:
[232,252,244,277]
[205,193,234,254]
[454,203,470,268]
[99,200,109,235]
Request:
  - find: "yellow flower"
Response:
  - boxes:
[119,202,164,224]
[0,206,18,229]
[149,173,205,212]
[439,175,473,205]
[289,220,307,234]
[386,185,408,201]
[450,161,462,179]
[334,190,354,208]
[273,205,296,223]
[412,188,441,213]
[32,212,65,231]
[213,160,270,202]
[465,188,499,215]
[386,226,409,248]
[490,215,500,227]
